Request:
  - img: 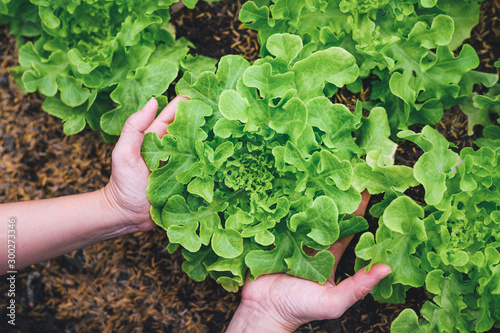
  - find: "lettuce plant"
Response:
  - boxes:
[459,83,500,151]
[1,0,216,141]
[0,0,40,38]
[475,124,500,153]
[458,84,500,137]
[140,33,408,291]
[240,0,499,134]
[355,126,500,332]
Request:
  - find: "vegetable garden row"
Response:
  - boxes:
[0,0,499,332]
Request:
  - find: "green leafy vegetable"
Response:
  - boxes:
[458,84,500,136]
[141,34,397,291]
[1,0,217,141]
[240,0,499,134]
[355,126,500,332]
[475,125,500,152]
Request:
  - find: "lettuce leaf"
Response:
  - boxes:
[458,84,500,136]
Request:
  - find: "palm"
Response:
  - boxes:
[239,236,356,328]
[107,152,152,226]
[105,96,188,231]
[241,271,338,324]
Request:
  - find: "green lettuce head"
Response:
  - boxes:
[141,34,405,291]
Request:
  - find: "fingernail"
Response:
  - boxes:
[377,266,392,279]
[144,97,156,110]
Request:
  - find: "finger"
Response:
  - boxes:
[329,234,354,275]
[354,190,371,216]
[145,95,189,138]
[325,264,391,318]
[113,97,158,159]
[329,190,371,277]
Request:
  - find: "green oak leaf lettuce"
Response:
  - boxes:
[2,0,217,141]
[240,0,498,134]
[0,0,40,38]
[458,84,500,136]
[475,125,500,152]
[141,34,396,291]
[355,126,500,332]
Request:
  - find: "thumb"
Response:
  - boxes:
[114,97,158,157]
[327,264,391,318]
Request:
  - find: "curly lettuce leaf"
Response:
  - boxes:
[355,196,427,303]
[398,126,458,205]
[458,84,500,136]
[475,125,500,152]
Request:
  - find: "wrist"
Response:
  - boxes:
[227,303,298,333]
[100,174,155,232]
[97,186,144,235]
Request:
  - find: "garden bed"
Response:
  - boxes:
[0,0,499,332]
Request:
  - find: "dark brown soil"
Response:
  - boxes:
[0,1,499,332]
[173,0,259,62]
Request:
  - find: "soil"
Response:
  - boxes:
[0,1,499,332]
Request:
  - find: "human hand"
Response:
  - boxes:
[226,191,391,332]
[102,95,188,232]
